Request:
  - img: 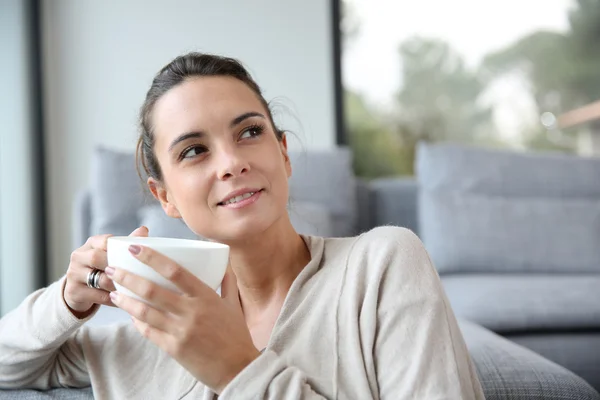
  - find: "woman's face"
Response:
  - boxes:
[148,76,292,242]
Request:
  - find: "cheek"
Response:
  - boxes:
[168,167,212,208]
[266,157,290,201]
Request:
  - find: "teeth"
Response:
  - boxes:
[225,192,255,205]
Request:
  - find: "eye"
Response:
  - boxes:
[180,145,206,160]
[239,125,264,140]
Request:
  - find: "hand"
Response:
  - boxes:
[106,245,260,394]
[63,226,149,318]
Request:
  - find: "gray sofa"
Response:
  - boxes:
[2,143,599,399]
[401,143,600,392]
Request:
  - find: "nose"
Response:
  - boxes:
[216,145,250,181]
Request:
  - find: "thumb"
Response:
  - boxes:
[221,265,240,308]
[129,226,149,237]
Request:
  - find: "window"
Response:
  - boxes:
[341,0,600,178]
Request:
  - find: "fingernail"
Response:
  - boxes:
[129,245,141,255]
[105,266,115,276]
[109,292,118,302]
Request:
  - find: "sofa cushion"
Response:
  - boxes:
[289,201,334,237]
[421,192,600,274]
[90,146,151,236]
[459,319,600,400]
[138,205,200,240]
[288,148,357,236]
[442,274,600,333]
[417,142,600,274]
[417,142,600,197]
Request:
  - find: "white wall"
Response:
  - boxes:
[0,1,40,314]
[42,0,336,280]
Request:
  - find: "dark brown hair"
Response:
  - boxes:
[136,52,284,182]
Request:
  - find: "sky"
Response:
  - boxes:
[342,0,574,137]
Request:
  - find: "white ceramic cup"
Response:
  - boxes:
[107,236,230,303]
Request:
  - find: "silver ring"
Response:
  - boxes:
[86,269,101,289]
[93,270,102,289]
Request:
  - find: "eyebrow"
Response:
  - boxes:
[168,131,206,153]
[230,111,266,128]
[168,111,266,153]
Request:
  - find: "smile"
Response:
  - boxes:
[218,189,264,208]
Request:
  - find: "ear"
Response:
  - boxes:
[279,133,292,178]
[147,177,182,219]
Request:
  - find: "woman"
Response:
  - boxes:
[0,53,484,399]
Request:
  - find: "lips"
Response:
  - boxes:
[218,188,263,206]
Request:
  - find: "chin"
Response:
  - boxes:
[203,214,278,244]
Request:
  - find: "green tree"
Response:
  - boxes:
[564,0,600,105]
[345,37,504,178]
[344,90,412,178]
[480,0,600,152]
[395,37,496,144]
[341,2,414,177]
[482,0,600,115]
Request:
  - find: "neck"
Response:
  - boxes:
[226,217,310,318]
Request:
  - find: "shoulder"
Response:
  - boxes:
[332,226,442,301]
[348,226,434,274]
[352,225,426,254]
[321,226,424,256]
[321,226,432,268]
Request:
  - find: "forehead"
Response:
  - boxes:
[151,76,265,140]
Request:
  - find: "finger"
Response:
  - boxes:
[110,292,174,333]
[221,266,241,308]
[73,265,116,292]
[66,284,115,307]
[97,270,116,291]
[72,248,108,270]
[107,267,183,313]
[94,290,116,307]
[70,254,115,291]
[87,288,115,307]
[129,226,149,237]
[127,245,207,296]
[84,234,113,251]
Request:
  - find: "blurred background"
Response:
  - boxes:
[342,0,600,177]
[1,0,599,313]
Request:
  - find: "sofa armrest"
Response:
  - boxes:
[460,319,600,400]
[0,388,93,399]
[367,177,419,234]
[355,179,372,233]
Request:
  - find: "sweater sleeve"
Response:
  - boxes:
[0,277,98,389]
[218,350,328,399]
[368,227,485,400]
